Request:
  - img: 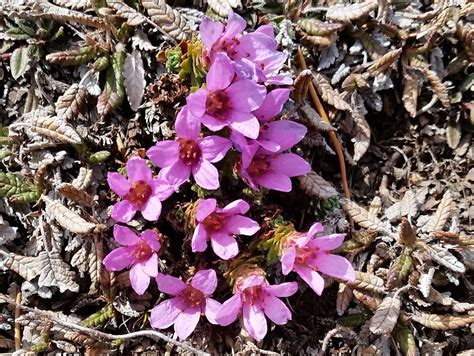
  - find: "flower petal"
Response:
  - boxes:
[228,111,260,139]
[192,159,220,190]
[201,114,228,132]
[150,298,183,329]
[256,24,275,38]
[140,253,158,278]
[226,215,260,236]
[113,225,139,246]
[205,298,222,324]
[308,233,345,251]
[206,53,234,91]
[130,263,151,295]
[312,253,355,282]
[210,233,239,260]
[199,16,224,50]
[280,247,296,275]
[103,247,134,271]
[107,172,131,197]
[156,273,187,295]
[191,223,208,252]
[111,200,138,223]
[262,294,292,325]
[221,199,250,215]
[227,80,266,112]
[186,89,207,118]
[239,274,265,290]
[271,154,311,177]
[159,160,191,187]
[140,195,162,221]
[175,106,200,139]
[295,223,324,247]
[215,294,242,326]
[147,141,179,168]
[254,173,292,192]
[262,282,298,297]
[196,198,217,221]
[223,11,246,40]
[243,302,267,341]
[191,269,217,295]
[294,265,324,295]
[126,157,152,183]
[174,306,201,340]
[259,121,307,152]
[253,88,291,122]
[199,136,232,163]
[149,178,175,201]
[141,229,161,252]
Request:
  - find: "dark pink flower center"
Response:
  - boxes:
[131,240,153,262]
[219,38,240,58]
[178,138,201,166]
[247,154,271,177]
[125,181,152,208]
[241,286,265,305]
[203,212,228,232]
[205,90,232,120]
[181,286,205,307]
[295,247,318,265]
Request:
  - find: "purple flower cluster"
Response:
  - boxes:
[103,12,355,342]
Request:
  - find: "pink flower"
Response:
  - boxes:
[192,198,260,259]
[107,157,174,223]
[103,225,161,295]
[150,269,222,340]
[280,223,356,295]
[215,274,298,341]
[147,106,232,190]
[186,53,266,139]
[239,149,311,192]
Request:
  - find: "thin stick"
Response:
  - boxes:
[14,292,21,350]
[5,297,209,356]
[296,47,351,201]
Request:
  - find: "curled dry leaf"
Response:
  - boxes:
[299,103,335,132]
[0,250,42,282]
[30,115,83,145]
[411,313,474,330]
[55,84,87,122]
[424,244,465,273]
[421,190,453,233]
[293,69,312,106]
[207,0,242,17]
[336,283,353,316]
[347,271,385,294]
[369,295,402,335]
[341,199,391,235]
[351,92,371,162]
[123,49,145,111]
[10,46,30,80]
[300,32,337,48]
[399,217,417,246]
[312,73,351,111]
[46,47,95,66]
[402,70,419,118]
[37,250,79,293]
[142,0,191,41]
[418,267,435,298]
[367,48,402,74]
[420,66,450,108]
[297,19,344,36]
[298,171,337,199]
[107,0,146,26]
[326,0,378,23]
[44,197,96,235]
[72,167,94,190]
[57,183,96,208]
[88,236,104,295]
[51,0,90,10]
[446,121,462,150]
[353,289,382,311]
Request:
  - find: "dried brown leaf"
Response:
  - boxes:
[411,313,474,330]
[367,48,402,74]
[369,295,402,335]
[336,283,353,316]
[326,0,377,23]
[57,183,96,208]
[402,70,419,118]
[347,271,385,294]
[368,196,382,216]
[142,0,191,41]
[341,199,390,234]
[424,244,465,273]
[107,0,146,26]
[422,190,453,232]
[353,289,382,311]
[37,250,79,293]
[400,218,417,246]
[446,121,462,149]
[123,49,145,111]
[418,267,435,298]
[31,115,82,145]
[0,251,42,282]
[72,167,94,190]
[300,32,337,48]
[207,0,241,17]
[299,103,335,132]
[351,92,371,162]
[293,69,312,106]
[341,73,369,92]
[313,73,351,111]
[56,84,87,122]
[420,66,450,108]
[52,0,90,10]
[44,197,96,234]
[297,19,344,36]
[299,171,337,199]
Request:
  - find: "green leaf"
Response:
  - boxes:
[10,46,30,80]
[0,172,32,197]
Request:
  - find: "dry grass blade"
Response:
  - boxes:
[44,197,96,234]
[411,313,474,330]
[312,73,351,111]
[293,69,312,106]
[326,0,377,23]
[298,171,337,199]
[347,271,385,294]
[56,84,87,122]
[336,283,353,316]
[31,115,83,145]
[420,66,450,108]
[32,0,105,29]
[367,48,402,74]
[72,168,94,190]
[57,183,96,208]
[369,295,402,335]
[107,0,147,26]
[207,0,241,17]
[142,0,191,41]
[341,199,390,234]
[421,190,453,232]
